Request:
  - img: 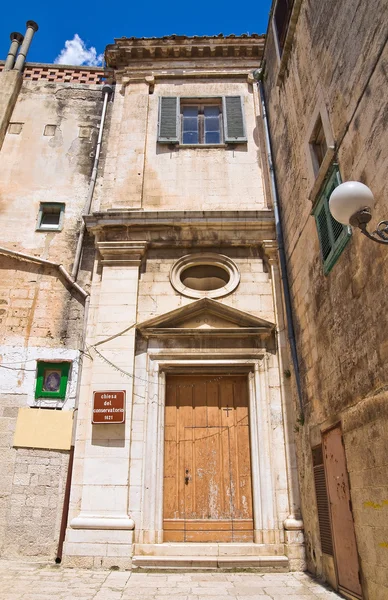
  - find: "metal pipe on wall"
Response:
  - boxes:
[4,32,24,71]
[255,71,304,416]
[71,83,113,280]
[13,20,39,72]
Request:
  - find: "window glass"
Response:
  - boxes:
[43,369,62,392]
[181,102,222,145]
[204,106,221,144]
[182,106,199,144]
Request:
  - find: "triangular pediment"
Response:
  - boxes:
[137,298,274,338]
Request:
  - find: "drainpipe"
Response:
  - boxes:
[254,70,304,416]
[71,83,113,280]
[13,20,39,72]
[4,32,24,71]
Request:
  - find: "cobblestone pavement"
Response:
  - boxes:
[0,561,343,600]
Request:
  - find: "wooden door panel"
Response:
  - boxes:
[323,426,362,598]
[163,374,253,542]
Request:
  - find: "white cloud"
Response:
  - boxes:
[54,34,103,66]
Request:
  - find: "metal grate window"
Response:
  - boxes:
[313,165,351,274]
[312,445,334,556]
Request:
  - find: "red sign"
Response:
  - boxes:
[92,391,125,424]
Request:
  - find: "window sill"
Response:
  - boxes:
[179,143,228,149]
[36,227,62,232]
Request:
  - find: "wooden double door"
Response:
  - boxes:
[163,374,253,542]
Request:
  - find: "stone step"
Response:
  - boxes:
[134,543,286,557]
[132,554,289,571]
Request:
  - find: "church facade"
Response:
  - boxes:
[0,32,304,571]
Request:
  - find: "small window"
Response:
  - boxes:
[37,203,65,231]
[273,0,295,55]
[158,96,246,145]
[44,124,56,137]
[35,361,70,400]
[309,115,328,176]
[313,166,351,274]
[170,253,240,299]
[8,122,23,135]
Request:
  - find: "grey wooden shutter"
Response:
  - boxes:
[223,96,247,143]
[312,446,334,556]
[158,97,180,143]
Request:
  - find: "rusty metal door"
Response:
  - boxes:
[163,374,253,542]
[323,425,362,598]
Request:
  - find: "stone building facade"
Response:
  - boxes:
[0,29,305,572]
[263,1,388,599]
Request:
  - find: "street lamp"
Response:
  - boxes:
[329,181,388,244]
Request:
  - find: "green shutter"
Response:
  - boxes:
[313,165,351,274]
[316,202,332,261]
[223,96,247,143]
[158,97,180,143]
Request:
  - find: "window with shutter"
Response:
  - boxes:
[158,97,180,143]
[312,445,334,556]
[157,96,247,147]
[313,165,351,274]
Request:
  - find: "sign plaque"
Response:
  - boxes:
[92,390,126,424]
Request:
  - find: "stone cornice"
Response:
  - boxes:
[105,35,264,71]
[86,210,276,248]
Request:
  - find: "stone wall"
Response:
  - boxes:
[0,404,69,559]
[263,0,388,597]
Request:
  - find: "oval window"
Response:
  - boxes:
[170,253,240,299]
[180,265,230,291]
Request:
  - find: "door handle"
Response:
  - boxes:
[185,469,190,485]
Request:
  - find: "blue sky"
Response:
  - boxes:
[1,0,272,66]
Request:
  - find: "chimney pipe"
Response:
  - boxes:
[4,32,24,71]
[14,20,38,72]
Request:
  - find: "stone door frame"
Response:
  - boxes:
[136,350,278,546]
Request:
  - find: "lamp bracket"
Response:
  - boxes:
[350,208,388,244]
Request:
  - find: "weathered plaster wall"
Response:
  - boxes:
[96,79,267,211]
[264,0,388,597]
[0,79,102,559]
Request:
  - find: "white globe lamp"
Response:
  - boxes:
[329,181,374,225]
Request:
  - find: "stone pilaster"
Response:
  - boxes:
[63,242,147,569]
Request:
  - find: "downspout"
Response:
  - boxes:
[255,70,304,416]
[71,83,113,280]
[56,82,113,562]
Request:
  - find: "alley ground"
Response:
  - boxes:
[0,560,344,600]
